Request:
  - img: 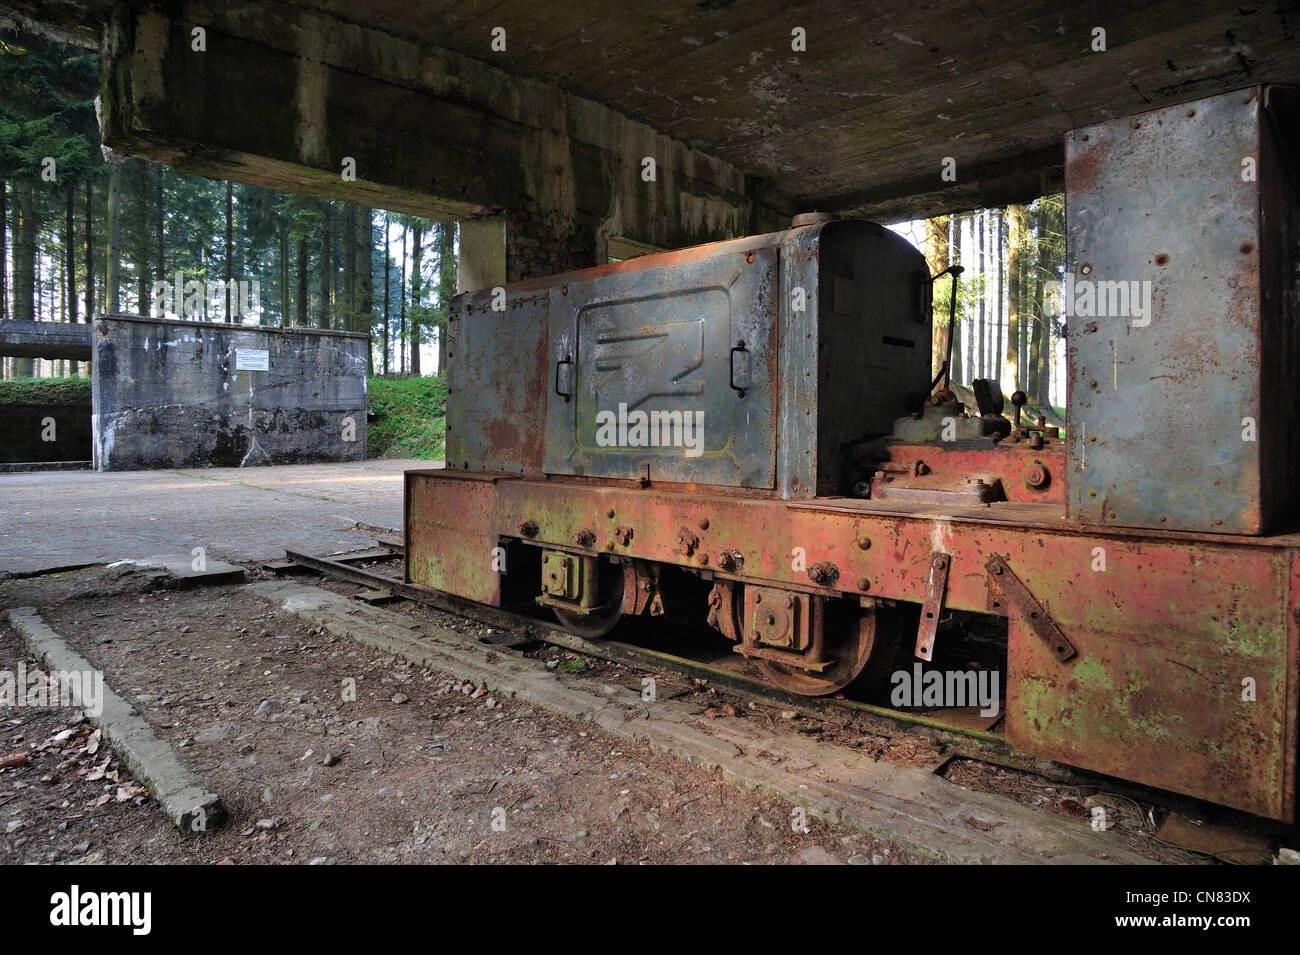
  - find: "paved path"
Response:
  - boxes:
[0,459,435,574]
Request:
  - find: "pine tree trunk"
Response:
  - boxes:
[399,225,407,374]
[435,221,457,377]
[355,207,373,375]
[1005,206,1023,392]
[409,221,424,377]
[84,179,94,322]
[296,236,308,326]
[1,181,7,322]
[949,215,963,386]
[106,162,121,314]
[382,214,391,375]
[13,180,38,376]
[319,200,332,329]
[923,215,950,383]
[975,211,985,380]
[137,161,151,315]
[66,185,77,324]
[279,221,289,327]
[154,167,164,289]
[343,204,356,332]
[224,181,234,321]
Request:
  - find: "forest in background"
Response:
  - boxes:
[895,196,1067,413]
[0,30,455,381]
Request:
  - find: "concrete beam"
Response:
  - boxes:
[98,1,788,268]
[0,320,93,360]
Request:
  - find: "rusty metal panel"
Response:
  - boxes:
[1066,86,1296,535]
[1002,539,1293,821]
[404,469,503,605]
[444,289,548,474]
[543,243,779,488]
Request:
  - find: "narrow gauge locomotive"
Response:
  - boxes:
[407,86,1300,822]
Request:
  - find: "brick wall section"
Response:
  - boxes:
[505,207,601,282]
[0,402,93,463]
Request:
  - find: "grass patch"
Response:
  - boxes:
[556,656,588,674]
[367,376,446,460]
[0,376,91,406]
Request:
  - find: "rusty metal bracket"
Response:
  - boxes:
[621,560,664,617]
[986,555,1078,663]
[914,552,950,661]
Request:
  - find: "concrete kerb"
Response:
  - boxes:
[7,607,225,833]
[250,579,1155,865]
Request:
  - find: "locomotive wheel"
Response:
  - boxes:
[552,561,625,639]
[758,601,897,696]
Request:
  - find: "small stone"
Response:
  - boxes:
[391,693,409,705]
[546,661,558,670]
[255,818,276,829]
[4,820,26,834]
[848,854,871,865]
[73,840,90,853]
[322,753,341,767]
[780,710,797,720]
[483,697,497,709]
[255,700,273,717]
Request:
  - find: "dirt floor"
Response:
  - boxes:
[1,562,1241,865]
[1,567,933,865]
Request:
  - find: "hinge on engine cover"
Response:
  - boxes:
[985,555,1078,663]
[914,551,950,661]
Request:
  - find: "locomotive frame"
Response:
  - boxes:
[405,85,1300,823]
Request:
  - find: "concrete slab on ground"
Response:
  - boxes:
[8,606,225,830]
[251,579,1156,865]
[0,459,433,574]
[106,554,247,587]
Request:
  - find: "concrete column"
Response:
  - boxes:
[456,215,506,294]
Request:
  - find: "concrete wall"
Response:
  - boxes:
[92,314,368,471]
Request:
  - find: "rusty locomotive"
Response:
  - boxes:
[406,86,1300,822]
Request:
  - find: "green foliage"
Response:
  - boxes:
[366,376,446,459]
[555,657,588,674]
[0,34,98,182]
[0,375,90,405]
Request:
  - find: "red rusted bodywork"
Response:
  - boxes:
[407,468,1300,821]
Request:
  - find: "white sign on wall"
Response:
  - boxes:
[235,348,270,371]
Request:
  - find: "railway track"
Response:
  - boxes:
[268,541,1287,862]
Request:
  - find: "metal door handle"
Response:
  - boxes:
[555,356,574,401]
[729,342,748,398]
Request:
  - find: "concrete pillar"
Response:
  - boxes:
[456,215,506,295]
